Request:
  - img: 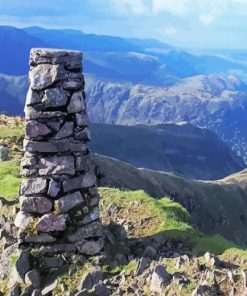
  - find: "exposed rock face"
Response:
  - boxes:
[17,48,103,256]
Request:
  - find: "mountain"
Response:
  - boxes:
[0,26,47,75]
[90,122,245,180]
[85,75,247,163]
[93,153,247,246]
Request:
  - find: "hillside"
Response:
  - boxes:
[90,122,244,180]
[93,153,247,246]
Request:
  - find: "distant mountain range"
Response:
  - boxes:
[0,25,246,163]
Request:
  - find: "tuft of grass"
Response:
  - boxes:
[9,255,18,268]
[0,160,21,200]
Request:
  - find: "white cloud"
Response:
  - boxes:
[164,26,177,35]
[152,0,189,16]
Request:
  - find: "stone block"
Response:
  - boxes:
[67,221,102,242]
[76,239,104,255]
[76,154,91,171]
[63,171,96,192]
[20,178,47,195]
[47,180,61,198]
[36,213,67,232]
[67,91,85,113]
[75,128,91,141]
[42,87,68,107]
[55,191,84,213]
[20,196,52,214]
[39,156,75,176]
[26,120,52,139]
[53,121,74,140]
[30,64,68,90]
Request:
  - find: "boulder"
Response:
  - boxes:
[41,279,58,296]
[14,250,32,282]
[25,269,41,288]
[78,270,103,290]
[150,265,171,294]
[0,146,9,162]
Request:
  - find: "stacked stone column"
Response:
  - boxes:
[15,48,103,256]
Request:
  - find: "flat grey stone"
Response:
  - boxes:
[78,207,100,226]
[26,120,52,139]
[39,155,75,176]
[63,171,96,192]
[36,214,67,232]
[150,265,171,294]
[20,178,47,195]
[25,107,66,120]
[68,221,102,242]
[40,244,76,255]
[25,88,40,106]
[42,87,68,108]
[30,64,68,90]
[25,233,56,244]
[76,154,91,171]
[78,270,103,291]
[43,257,64,268]
[47,180,60,198]
[14,250,32,282]
[14,211,33,231]
[55,191,84,213]
[76,239,104,255]
[53,121,74,140]
[75,128,91,141]
[20,196,52,214]
[67,91,85,113]
[75,112,88,127]
[41,279,58,295]
[25,269,41,288]
[24,140,88,153]
[30,48,82,65]
[63,80,82,90]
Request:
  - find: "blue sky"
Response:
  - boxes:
[1,0,247,49]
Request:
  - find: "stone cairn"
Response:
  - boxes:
[15,48,103,256]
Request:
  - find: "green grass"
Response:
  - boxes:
[0,160,21,200]
[99,188,243,256]
[0,126,24,139]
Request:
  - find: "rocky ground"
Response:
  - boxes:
[1,188,247,295]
